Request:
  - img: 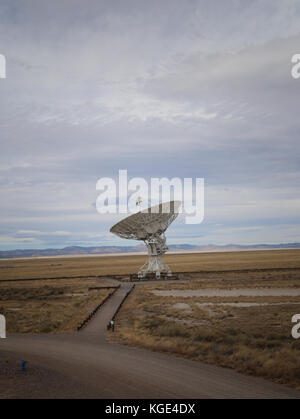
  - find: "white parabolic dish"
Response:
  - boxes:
[110,201,181,278]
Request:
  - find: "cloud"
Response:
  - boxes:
[0,1,300,249]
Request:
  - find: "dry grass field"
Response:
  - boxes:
[0,249,300,281]
[105,250,300,390]
[0,277,115,333]
[110,279,300,389]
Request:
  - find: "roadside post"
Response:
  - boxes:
[21,360,27,372]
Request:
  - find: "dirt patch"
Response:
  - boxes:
[152,288,300,298]
[172,303,192,312]
[0,354,91,399]
[196,302,300,308]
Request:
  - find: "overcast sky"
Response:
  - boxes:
[0,0,300,250]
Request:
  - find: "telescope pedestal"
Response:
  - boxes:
[138,234,172,279]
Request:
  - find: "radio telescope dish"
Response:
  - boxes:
[110,201,181,278]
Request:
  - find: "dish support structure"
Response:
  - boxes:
[138,233,172,278]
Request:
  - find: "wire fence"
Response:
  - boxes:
[77,285,120,331]
[107,285,135,330]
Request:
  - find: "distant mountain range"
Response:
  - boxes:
[0,243,300,259]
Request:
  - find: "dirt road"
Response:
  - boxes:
[1,283,300,399]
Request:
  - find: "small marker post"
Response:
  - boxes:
[21,360,27,372]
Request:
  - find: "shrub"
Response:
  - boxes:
[155,323,190,338]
